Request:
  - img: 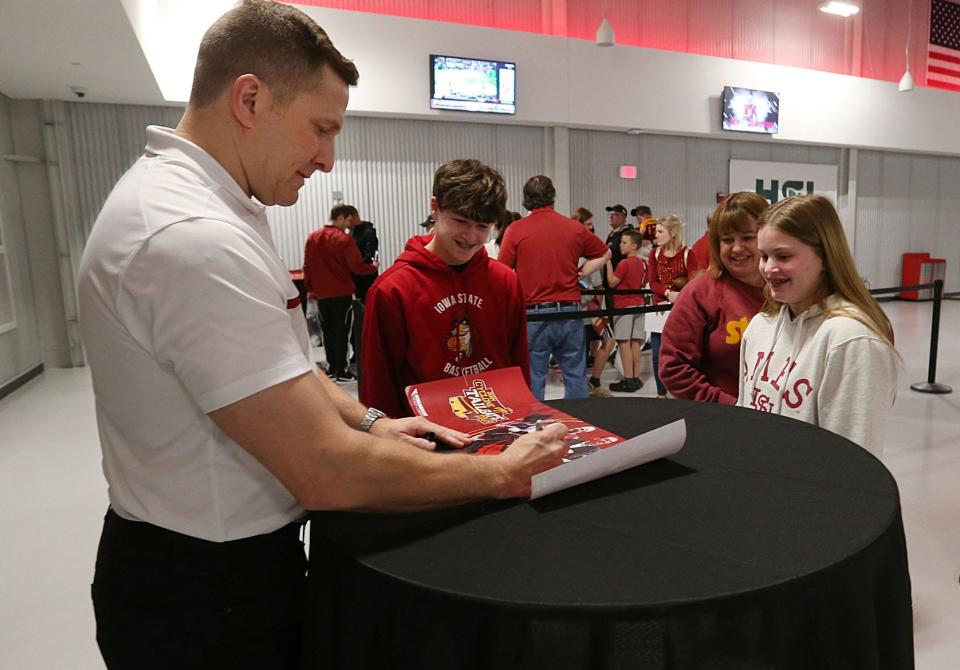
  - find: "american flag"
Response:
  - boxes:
[928,0,960,92]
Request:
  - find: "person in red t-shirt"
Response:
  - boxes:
[499,176,611,400]
[360,159,529,419]
[647,214,701,398]
[605,230,648,393]
[659,192,768,403]
[302,204,378,380]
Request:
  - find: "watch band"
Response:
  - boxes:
[359,407,387,432]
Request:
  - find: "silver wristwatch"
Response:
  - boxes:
[359,407,387,432]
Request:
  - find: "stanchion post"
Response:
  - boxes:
[910,279,952,394]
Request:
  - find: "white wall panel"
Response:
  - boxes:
[52,100,960,295]
[66,102,183,240]
[855,151,883,285]
[856,151,960,292]
[0,94,41,384]
[268,116,544,269]
[938,160,960,288]
[570,129,842,259]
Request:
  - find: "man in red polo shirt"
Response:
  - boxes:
[499,176,611,400]
[303,204,378,380]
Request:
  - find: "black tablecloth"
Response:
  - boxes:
[305,399,913,669]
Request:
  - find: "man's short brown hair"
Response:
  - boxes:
[190,0,359,109]
[521,175,556,211]
[329,204,358,221]
[432,159,507,224]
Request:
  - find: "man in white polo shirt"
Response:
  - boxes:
[77,2,568,668]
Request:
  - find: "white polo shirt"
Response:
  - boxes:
[78,126,314,542]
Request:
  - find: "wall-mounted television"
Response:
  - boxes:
[722,86,779,134]
[430,54,516,115]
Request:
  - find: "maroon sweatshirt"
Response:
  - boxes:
[360,235,530,418]
[659,272,764,404]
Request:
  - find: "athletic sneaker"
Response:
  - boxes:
[588,383,612,398]
[609,379,637,393]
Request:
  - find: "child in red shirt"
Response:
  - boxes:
[605,230,648,392]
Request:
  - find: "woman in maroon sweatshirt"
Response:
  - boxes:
[659,192,770,404]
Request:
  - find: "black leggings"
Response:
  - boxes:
[92,509,307,670]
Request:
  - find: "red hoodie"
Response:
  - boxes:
[360,235,530,418]
[658,272,764,404]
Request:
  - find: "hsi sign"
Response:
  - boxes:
[729,160,838,204]
[755,179,814,202]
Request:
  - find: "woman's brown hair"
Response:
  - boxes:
[707,192,769,279]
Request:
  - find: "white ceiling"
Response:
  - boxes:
[0,0,167,105]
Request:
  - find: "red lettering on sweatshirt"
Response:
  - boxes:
[759,351,775,382]
[745,350,812,411]
[783,378,813,409]
[750,387,774,412]
[770,359,797,392]
[749,351,766,382]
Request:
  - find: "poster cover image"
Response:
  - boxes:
[407,366,622,461]
[405,367,686,498]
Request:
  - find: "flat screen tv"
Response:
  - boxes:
[430,55,516,115]
[722,86,779,134]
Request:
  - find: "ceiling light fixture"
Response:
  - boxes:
[596,0,615,47]
[899,0,915,92]
[818,1,861,17]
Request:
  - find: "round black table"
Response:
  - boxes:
[305,399,913,669]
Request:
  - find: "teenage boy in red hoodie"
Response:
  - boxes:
[360,159,530,418]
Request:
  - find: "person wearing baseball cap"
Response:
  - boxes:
[604,204,634,272]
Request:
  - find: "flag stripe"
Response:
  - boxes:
[929,70,960,86]
[929,66,960,81]
[928,78,960,92]
[929,48,960,66]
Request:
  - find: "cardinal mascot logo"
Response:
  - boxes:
[446,317,473,361]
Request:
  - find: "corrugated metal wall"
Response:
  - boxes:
[856,151,960,291]
[60,102,959,291]
[570,129,842,251]
[66,103,185,240]
[268,116,544,268]
[62,104,544,269]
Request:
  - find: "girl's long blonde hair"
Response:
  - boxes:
[757,194,894,346]
[657,214,685,250]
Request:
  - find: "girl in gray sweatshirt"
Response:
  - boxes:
[737,195,898,457]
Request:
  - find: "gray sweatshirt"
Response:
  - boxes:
[736,295,898,457]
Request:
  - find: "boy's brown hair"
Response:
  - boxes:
[621,229,644,250]
[190,0,359,109]
[432,159,507,224]
[329,204,358,222]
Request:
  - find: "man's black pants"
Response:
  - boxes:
[316,295,352,376]
[92,509,307,670]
